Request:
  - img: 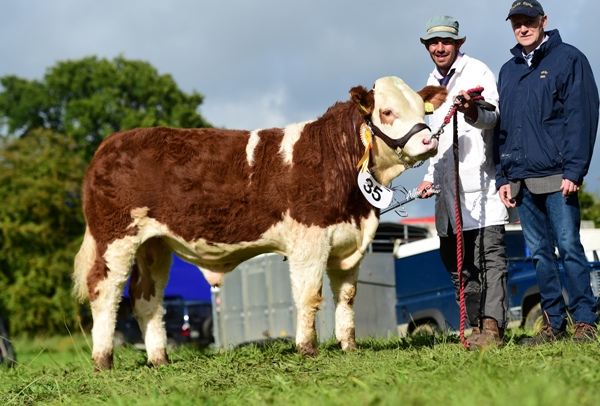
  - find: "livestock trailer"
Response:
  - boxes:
[211,222,430,348]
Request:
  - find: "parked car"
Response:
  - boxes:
[0,316,16,367]
[115,296,213,349]
[395,224,600,334]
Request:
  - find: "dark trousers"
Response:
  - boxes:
[439,225,509,329]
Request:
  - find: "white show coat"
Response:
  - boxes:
[423,53,508,236]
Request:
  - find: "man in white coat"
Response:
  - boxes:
[417,15,509,348]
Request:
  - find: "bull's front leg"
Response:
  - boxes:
[327,264,359,351]
[289,262,324,356]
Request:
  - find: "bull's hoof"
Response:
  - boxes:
[296,342,319,357]
[93,352,114,372]
[340,339,358,352]
[147,352,170,367]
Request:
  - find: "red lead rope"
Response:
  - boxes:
[453,107,468,349]
[448,87,485,349]
[443,86,485,125]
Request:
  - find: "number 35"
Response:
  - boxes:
[363,178,382,201]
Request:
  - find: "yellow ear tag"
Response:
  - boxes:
[356,123,373,173]
[424,100,434,115]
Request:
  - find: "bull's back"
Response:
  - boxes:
[82,127,289,244]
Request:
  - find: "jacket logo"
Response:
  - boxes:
[540,70,548,79]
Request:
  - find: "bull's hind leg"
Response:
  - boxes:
[129,237,172,367]
[90,238,139,371]
[327,264,359,351]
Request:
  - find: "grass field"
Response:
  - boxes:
[1,330,599,405]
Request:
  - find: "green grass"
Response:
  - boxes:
[1,330,599,405]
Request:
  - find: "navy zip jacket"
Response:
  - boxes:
[495,29,599,188]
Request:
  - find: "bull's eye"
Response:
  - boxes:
[381,110,396,124]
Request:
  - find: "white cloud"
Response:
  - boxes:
[204,86,290,130]
[1,0,599,211]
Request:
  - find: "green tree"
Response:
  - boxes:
[0,56,212,335]
[0,56,211,160]
[580,184,600,228]
[0,130,86,334]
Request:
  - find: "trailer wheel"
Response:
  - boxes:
[524,303,543,332]
[412,321,440,336]
[202,317,213,342]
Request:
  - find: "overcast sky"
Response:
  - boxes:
[2,0,599,221]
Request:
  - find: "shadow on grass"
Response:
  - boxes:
[167,329,540,359]
[316,332,463,353]
[167,328,539,360]
[233,337,298,355]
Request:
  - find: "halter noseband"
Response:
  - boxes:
[362,121,431,169]
[367,121,431,151]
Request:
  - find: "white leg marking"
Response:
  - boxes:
[287,226,330,355]
[327,264,360,351]
[91,236,140,367]
[131,240,172,366]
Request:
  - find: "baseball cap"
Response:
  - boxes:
[506,1,545,20]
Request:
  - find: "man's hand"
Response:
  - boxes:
[417,181,435,199]
[499,184,516,208]
[454,90,478,122]
[561,178,580,197]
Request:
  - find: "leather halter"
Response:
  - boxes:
[367,121,431,151]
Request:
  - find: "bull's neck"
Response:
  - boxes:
[369,138,406,186]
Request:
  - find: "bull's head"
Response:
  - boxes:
[350,76,447,185]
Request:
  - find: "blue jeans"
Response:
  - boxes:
[517,187,598,329]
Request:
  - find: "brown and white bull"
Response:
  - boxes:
[73,76,446,370]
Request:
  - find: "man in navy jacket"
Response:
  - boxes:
[495,0,599,344]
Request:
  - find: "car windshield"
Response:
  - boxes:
[188,304,210,322]
[505,232,530,260]
[164,303,184,323]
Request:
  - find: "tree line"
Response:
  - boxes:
[0,56,211,335]
[0,56,598,336]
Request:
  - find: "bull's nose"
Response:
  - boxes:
[423,137,438,150]
[422,136,434,146]
[429,138,439,150]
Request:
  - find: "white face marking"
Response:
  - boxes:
[372,76,426,137]
[368,76,438,185]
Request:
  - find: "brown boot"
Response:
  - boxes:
[466,326,481,348]
[469,318,504,350]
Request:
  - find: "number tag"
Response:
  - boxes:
[357,171,393,209]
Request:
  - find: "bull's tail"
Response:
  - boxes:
[73,226,97,303]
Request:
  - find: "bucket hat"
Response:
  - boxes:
[420,15,466,44]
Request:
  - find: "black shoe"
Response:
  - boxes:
[519,324,567,346]
[572,323,598,343]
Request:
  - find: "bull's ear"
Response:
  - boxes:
[349,85,374,118]
[417,85,448,115]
